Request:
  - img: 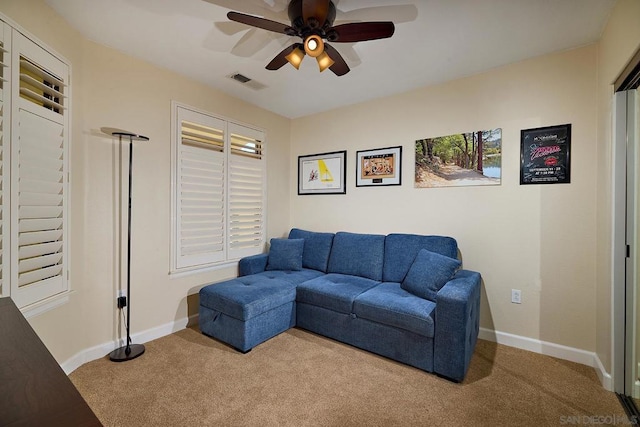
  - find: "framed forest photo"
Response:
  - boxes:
[298,150,347,195]
[415,129,502,188]
[356,146,402,187]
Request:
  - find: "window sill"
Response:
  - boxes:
[169,260,239,279]
[21,291,72,319]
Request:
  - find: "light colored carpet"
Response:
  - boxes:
[70,327,626,426]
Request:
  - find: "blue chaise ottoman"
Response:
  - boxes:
[198,275,297,353]
[199,236,327,352]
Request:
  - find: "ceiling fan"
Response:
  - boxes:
[227,0,395,76]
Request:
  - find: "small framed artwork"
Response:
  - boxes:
[356,146,402,187]
[520,124,571,185]
[298,150,347,195]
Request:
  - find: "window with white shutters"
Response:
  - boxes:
[9,30,69,309]
[171,103,265,274]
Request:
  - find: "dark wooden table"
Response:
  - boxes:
[0,297,102,426]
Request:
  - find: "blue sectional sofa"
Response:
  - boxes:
[199,229,481,382]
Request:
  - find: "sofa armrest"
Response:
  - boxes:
[238,254,268,276]
[433,269,481,382]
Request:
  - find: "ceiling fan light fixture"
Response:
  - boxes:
[285,46,305,69]
[304,34,324,58]
[316,51,334,72]
[228,0,394,77]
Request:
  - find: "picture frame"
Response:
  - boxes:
[520,124,571,185]
[415,130,502,188]
[356,146,402,187]
[298,150,347,195]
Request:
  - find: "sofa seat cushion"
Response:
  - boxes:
[296,273,381,314]
[353,283,436,338]
[199,276,297,321]
[288,228,335,272]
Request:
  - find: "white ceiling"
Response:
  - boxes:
[45,0,616,119]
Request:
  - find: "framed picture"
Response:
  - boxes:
[415,129,502,188]
[520,124,571,185]
[298,150,347,195]
[356,146,402,187]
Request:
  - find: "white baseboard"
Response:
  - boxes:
[594,352,613,391]
[479,327,612,390]
[62,321,614,391]
[61,313,199,375]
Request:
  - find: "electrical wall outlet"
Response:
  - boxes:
[511,289,522,304]
[117,289,127,299]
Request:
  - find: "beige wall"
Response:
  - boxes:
[0,0,292,363]
[3,0,640,383]
[291,45,599,352]
[595,0,640,375]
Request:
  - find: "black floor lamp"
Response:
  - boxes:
[102,127,148,362]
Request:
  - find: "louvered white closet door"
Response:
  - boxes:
[227,123,265,260]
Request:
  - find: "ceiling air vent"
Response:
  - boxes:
[230,73,251,83]
[227,72,267,91]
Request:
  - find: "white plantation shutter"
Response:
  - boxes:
[172,104,266,272]
[228,124,264,259]
[19,58,65,114]
[0,22,9,297]
[15,110,64,291]
[10,32,68,308]
[176,110,227,268]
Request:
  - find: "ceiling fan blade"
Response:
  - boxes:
[323,44,350,76]
[302,0,331,28]
[339,5,418,24]
[330,22,395,43]
[204,0,287,16]
[266,44,298,70]
[227,11,291,35]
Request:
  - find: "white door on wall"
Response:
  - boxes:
[628,89,640,399]
[615,88,640,399]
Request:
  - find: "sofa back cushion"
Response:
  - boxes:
[288,228,335,272]
[327,232,385,281]
[383,234,458,282]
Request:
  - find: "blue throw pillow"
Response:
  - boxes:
[266,238,304,271]
[401,249,461,301]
